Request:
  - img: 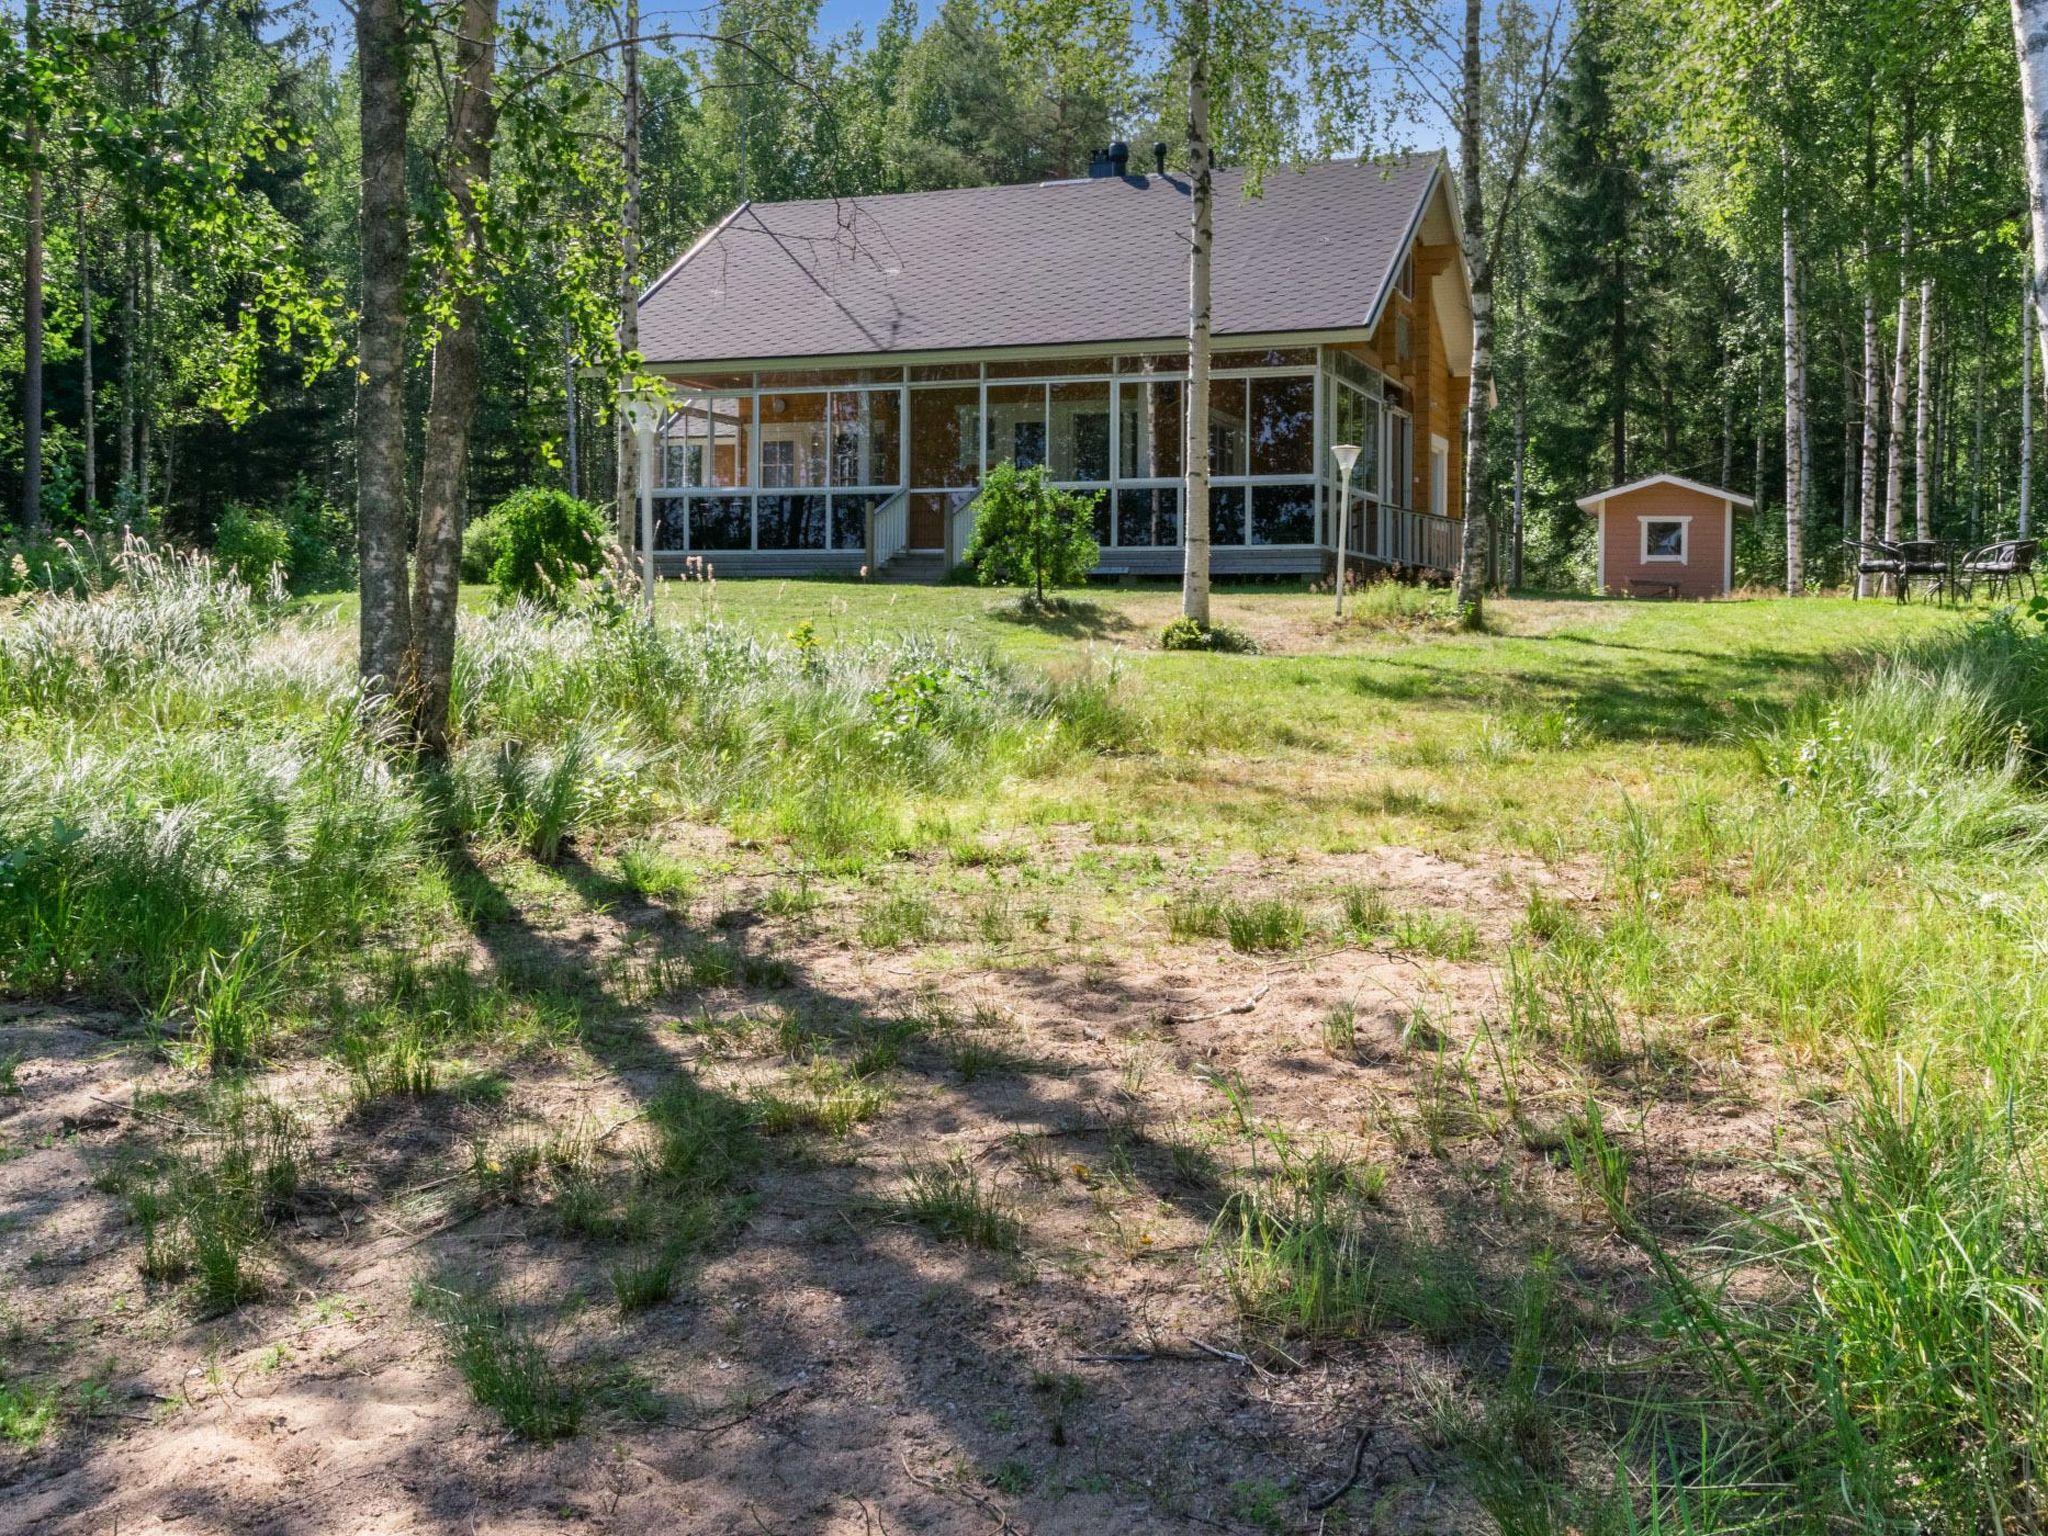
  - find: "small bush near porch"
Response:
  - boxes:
[962,463,1102,604]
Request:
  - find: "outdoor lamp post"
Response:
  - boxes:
[1331,442,1361,617]
[621,393,663,616]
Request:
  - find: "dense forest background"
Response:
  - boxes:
[0,0,2031,591]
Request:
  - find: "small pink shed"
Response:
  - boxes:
[1577,475,1753,599]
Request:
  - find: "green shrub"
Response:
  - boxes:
[964,463,1100,604]
[278,482,355,593]
[213,505,292,591]
[479,487,611,606]
[1160,615,1259,654]
[462,505,511,584]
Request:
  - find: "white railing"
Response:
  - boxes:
[946,490,983,573]
[865,489,909,574]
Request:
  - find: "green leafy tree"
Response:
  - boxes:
[963,463,1100,604]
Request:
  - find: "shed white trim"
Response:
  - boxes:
[1575,473,1755,512]
[1639,514,1691,563]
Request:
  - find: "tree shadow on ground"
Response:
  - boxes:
[984,595,1139,643]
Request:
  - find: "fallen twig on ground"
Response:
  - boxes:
[1167,985,1270,1025]
[1306,1427,1374,1511]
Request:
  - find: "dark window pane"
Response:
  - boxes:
[1251,484,1316,545]
[1092,490,1112,545]
[1116,487,1181,547]
[829,495,875,552]
[655,494,689,550]
[757,494,828,550]
[1249,375,1315,475]
[689,495,752,550]
[1207,486,1246,546]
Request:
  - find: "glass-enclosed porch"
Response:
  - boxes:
[647,342,1447,576]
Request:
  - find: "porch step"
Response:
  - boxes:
[876,552,948,584]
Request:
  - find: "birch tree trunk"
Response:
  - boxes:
[2024,277,2035,536]
[2023,0,2048,389]
[1180,5,1213,628]
[1858,275,1879,593]
[356,0,414,697]
[564,316,579,497]
[1781,202,1804,595]
[1883,127,1913,554]
[121,230,136,494]
[408,0,500,756]
[614,0,642,541]
[77,171,95,518]
[1914,271,1934,539]
[21,0,45,531]
[1453,0,1493,618]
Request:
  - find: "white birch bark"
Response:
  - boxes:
[1781,203,1804,595]
[2013,0,2048,391]
[1180,6,1213,627]
[1914,272,1934,539]
[615,0,642,543]
[2023,276,2035,536]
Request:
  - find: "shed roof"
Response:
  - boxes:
[1574,474,1756,512]
[637,154,1451,367]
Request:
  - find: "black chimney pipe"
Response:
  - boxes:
[1088,146,1112,178]
[1108,140,1129,176]
[1153,141,1168,174]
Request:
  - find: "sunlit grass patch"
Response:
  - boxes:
[902,1158,1022,1251]
[414,1276,584,1442]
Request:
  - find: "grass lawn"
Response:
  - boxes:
[4,566,2037,1534]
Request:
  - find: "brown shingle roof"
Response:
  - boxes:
[637,154,1445,366]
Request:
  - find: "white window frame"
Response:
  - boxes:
[1429,434,1449,519]
[1639,515,1691,563]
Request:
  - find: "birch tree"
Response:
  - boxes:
[2014,0,2048,386]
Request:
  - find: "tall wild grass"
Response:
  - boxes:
[0,547,1129,1032]
[1530,611,2048,1530]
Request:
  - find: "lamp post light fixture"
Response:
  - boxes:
[620,392,664,615]
[1331,442,1361,617]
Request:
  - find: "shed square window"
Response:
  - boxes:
[1641,518,1688,561]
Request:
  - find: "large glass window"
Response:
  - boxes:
[1050,381,1111,482]
[1249,375,1314,476]
[688,495,752,550]
[707,396,752,488]
[660,397,711,488]
[1117,378,1181,479]
[1208,379,1248,476]
[1116,487,1181,547]
[909,386,978,488]
[829,390,900,488]
[986,384,1047,470]
[1208,486,1247,546]
[829,494,880,551]
[756,392,827,487]
[1251,484,1316,545]
[757,494,829,550]
[1389,413,1413,509]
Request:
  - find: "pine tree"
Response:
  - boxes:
[1529,0,1634,509]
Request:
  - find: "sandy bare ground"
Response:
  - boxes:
[0,835,1804,1535]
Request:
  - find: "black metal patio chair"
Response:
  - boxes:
[1959,538,2040,602]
